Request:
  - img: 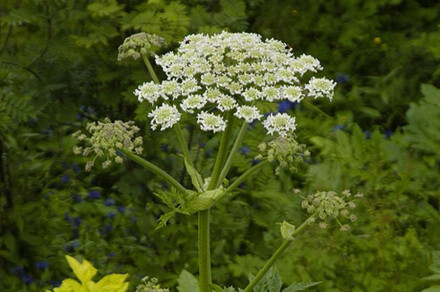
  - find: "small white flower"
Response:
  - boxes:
[197,111,227,133]
[234,105,263,123]
[161,80,180,99]
[243,87,261,101]
[217,75,231,88]
[262,113,296,136]
[238,73,254,85]
[298,54,323,72]
[201,73,216,86]
[305,77,336,100]
[282,86,304,102]
[226,82,242,95]
[148,104,181,131]
[181,78,201,96]
[216,95,237,112]
[262,86,281,102]
[204,87,223,103]
[180,94,207,113]
[134,81,161,104]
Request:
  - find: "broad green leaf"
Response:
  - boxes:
[92,274,129,292]
[53,279,86,292]
[423,274,440,281]
[65,255,97,286]
[177,269,199,292]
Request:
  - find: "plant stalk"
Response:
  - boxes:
[198,209,211,292]
[141,53,160,84]
[120,149,189,195]
[216,121,248,188]
[243,216,315,292]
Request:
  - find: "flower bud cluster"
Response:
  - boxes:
[135,276,169,292]
[72,118,143,171]
[300,189,363,231]
[133,32,336,136]
[255,134,309,175]
[118,33,167,61]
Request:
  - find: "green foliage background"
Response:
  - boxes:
[1,0,439,291]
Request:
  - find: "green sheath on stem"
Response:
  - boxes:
[243,216,315,292]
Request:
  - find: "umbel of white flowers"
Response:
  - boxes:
[134,31,336,137]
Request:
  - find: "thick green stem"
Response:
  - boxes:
[141,53,160,84]
[302,99,332,119]
[243,216,315,292]
[198,209,211,292]
[216,121,248,188]
[120,149,189,195]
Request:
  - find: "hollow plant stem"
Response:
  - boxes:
[120,149,189,195]
[198,209,211,292]
[141,53,160,84]
[243,216,315,292]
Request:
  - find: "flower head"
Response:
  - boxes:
[118,33,167,61]
[300,189,363,231]
[148,104,181,131]
[135,32,334,136]
[72,118,143,171]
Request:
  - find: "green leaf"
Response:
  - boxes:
[279,221,296,241]
[155,210,176,230]
[283,281,322,292]
[177,269,200,292]
[421,286,440,292]
[93,273,129,292]
[65,255,97,286]
[53,279,86,292]
[423,274,440,281]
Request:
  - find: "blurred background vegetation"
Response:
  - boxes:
[1,0,439,291]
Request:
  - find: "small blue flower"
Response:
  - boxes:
[107,211,116,219]
[50,280,61,287]
[64,212,72,223]
[239,146,250,155]
[385,129,393,139]
[252,159,260,165]
[104,198,115,206]
[72,163,81,174]
[108,252,115,258]
[365,130,371,139]
[21,273,34,285]
[332,125,345,132]
[88,190,100,199]
[117,206,126,213]
[335,73,349,84]
[73,216,82,227]
[35,260,49,270]
[278,100,298,113]
[60,175,69,183]
[160,144,169,152]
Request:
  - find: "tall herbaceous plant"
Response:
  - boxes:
[67,32,362,292]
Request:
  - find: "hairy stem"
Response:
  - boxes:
[243,216,315,292]
[120,149,189,195]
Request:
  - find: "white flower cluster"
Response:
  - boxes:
[118,33,167,61]
[134,32,336,136]
[72,118,143,171]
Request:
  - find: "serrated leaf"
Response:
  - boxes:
[283,281,322,292]
[177,269,199,292]
[65,255,97,286]
[155,211,176,230]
